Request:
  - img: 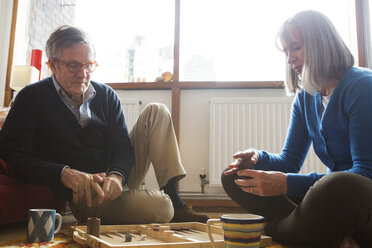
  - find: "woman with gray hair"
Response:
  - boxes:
[222,10,372,247]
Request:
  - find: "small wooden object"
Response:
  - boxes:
[87,217,101,238]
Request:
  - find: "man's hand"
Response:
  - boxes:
[234,169,287,196]
[224,149,259,176]
[61,168,105,207]
[101,174,123,203]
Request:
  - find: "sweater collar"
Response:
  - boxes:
[51,75,96,105]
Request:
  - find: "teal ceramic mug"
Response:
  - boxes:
[207,213,265,248]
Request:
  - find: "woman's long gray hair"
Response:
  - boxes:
[277,10,354,95]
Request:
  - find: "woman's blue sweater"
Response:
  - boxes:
[254,67,372,197]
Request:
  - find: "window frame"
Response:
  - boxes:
[107,0,366,90]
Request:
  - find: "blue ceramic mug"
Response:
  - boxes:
[27,209,62,243]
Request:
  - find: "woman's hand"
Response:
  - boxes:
[224,149,259,176]
[235,169,287,196]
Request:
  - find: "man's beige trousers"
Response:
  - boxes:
[70,103,186,224]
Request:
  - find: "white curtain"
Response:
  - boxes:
[0,0,14,107]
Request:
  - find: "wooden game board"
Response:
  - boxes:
[72,222,272,248]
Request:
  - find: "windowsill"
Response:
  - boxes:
[107,82,173,90]
[107,81,284,90]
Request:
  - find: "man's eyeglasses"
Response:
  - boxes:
[55,59,98,73]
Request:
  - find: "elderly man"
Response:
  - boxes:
[0,25,208,224]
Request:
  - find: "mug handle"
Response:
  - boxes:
[54,213,63,234]
[206,219,220,248]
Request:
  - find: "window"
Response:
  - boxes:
[180,0,358,81]
[75,0,174,83]
[74,0,357,83]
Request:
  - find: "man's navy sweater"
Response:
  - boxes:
[0,77,134,200]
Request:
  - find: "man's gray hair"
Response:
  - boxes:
[276,10,354,95]
[45,25,95,60]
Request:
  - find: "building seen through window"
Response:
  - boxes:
[75,0,174,83]
[75,0,357,83]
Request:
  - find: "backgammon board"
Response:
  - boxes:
[72,222,272,248]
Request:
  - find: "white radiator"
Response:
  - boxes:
[122,98,142,131]
[209,97,326,187]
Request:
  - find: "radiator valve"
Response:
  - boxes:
[200,171,209,193]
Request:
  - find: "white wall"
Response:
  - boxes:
[1,0,77,106]
[9,0,77,83]
[115,88,287,193]
[0,0,14,107]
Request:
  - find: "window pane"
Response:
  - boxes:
[180,0,357,81]
[75,0,174,83]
